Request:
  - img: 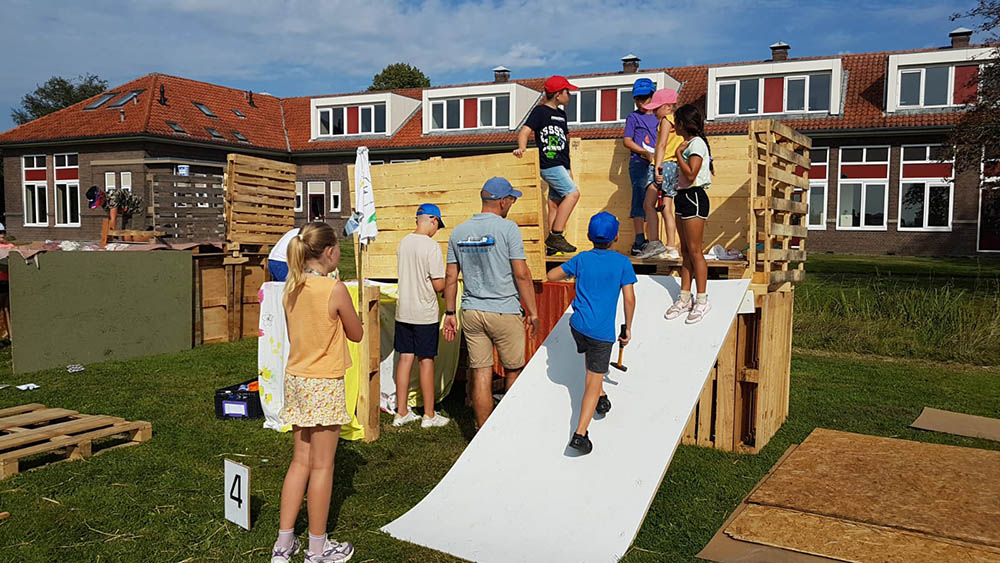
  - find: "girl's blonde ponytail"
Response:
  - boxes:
[283,222,338,296]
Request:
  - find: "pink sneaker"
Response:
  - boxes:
[664,298,693,320]
[686,299,712,324]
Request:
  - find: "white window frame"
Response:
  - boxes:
[54,182,81,227]
[783,75,808,113]
[329,181,341,213]
[716,80,739,116]
[105,171,116,190]
[887,48,993,113]
[566,87,628,125]
[429,95,511,132]
[315,103,386,138]
[897,66,954,109]
[807,181,828,230]
[897,179,953,232]
[22,154,48,227]
[708,58,843,120]
[717,74,832,117]
[617,87,633,121]
[898,144,954,232]
[836,145,890,231]
[54,152,78,168]
[294,181,304,212]
[120,171,132,191]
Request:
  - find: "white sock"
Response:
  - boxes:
[696,293,708,305]
[275,529,295,550]
[679,290,691,302]
[309,533,327,554]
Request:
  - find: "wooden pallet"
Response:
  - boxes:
[0,404,152,479]
[546,255,748,280]
[224,153,296,253]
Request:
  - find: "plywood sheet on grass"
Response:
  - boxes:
[911,407,1000,442]
[349,152,545,280]
[746,429,1000,549]
[726,504,1000,563]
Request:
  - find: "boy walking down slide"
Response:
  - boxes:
[547,212,636,454]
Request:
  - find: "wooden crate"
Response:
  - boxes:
[355,285,381,442]
[0,404,152,479]
[682,289,794,453]
[193,251,267,345]
[224,153,296,251]
[348,152,546,280]
[151,173,225,241]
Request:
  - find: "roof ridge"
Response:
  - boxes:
[141,74,157,133]
[279,98,291,152]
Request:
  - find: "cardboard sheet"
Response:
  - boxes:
[382,277,750,562]
[911,407,1000,442]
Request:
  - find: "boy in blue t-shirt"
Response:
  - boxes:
[546,212,637,454]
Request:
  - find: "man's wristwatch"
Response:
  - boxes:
[445,311,456,316]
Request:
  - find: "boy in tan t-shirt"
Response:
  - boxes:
[393,203,450,428]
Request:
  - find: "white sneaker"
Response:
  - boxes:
[421,414,450,428]
[662,246,681,260]
[392,411,420,427]
[664,298,693,320]
[636,240,667,259]
[686,298,712,324]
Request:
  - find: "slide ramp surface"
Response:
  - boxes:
[383,276,751,562]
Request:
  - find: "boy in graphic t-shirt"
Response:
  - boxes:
[514,75,580,255]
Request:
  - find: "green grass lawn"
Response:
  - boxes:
[1,252,999,561]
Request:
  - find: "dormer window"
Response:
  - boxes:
[886,48,992,113]
[708,59,842,120]
[429,95,510,131]
[562,72,678,125]
[311,93,415,139]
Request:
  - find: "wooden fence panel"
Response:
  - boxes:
[151,174,225,241]
[224,153,296,249]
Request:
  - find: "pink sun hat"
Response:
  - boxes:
[642,89,679,110]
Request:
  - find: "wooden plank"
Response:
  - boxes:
[0,404,45,418]
[230,202,295,218]
[762,166,810,190]
[229,153,296,173]
[767,119,813,148]
[0,409,78,431]
[696,379,715,446]
[0,420,152,463]
[230,214,296,228]
[768,141,811,169]
[230,180,296,200]
[769,269,805,286]
[765,248,807,262]
[153,208,222,217]
[754,196,808,215]
[229,191,295,208]
[229,222,296,235]
[770,223,807,239]
[714,319,738,451]
[0,415,123,450]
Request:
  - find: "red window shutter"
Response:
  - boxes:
[347,106,359,134]
[808,165,827,181]
[902,163,953,179]
[464,98,477,128]
[840,164,888,179]
[954,65,979,104]
[764,77,783,113]
[600,89,617,121]
[24,170,46,181]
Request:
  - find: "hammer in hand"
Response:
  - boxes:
[610,323,628,372]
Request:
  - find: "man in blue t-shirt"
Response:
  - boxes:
[547,211,637,454]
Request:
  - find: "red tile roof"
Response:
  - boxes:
[0,45,990,153]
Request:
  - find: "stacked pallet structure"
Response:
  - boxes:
[0,404,152,479]
[151,172,226,241]
[681,119,810,453]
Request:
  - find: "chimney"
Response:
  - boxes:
[621,53,640,74]
[158,84,167,105]
[248,90,256,107]
[120,109,125,122]
[950,27,973,49]
[770,41,790,61]
[493,65,511,83]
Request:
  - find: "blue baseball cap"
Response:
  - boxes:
[416,203,445,227]
[588,211,620,244]
[632,78,656,98]
[481,177,522,200]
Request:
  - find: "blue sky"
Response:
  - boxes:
[0,0,985,132]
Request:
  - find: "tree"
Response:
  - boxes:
[368,63,430,91]
[11,74,108,125]
[950,2,1000,185]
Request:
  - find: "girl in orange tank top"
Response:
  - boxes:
[270,222,363,563]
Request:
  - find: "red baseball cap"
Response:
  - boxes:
[544,75,579,93]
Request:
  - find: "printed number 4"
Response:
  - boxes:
[229,474,243,509]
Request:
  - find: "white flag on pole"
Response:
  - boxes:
[354,147,378,244]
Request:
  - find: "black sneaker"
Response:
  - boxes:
[546,247,564,257]
[630,240,646,256]
[596,395,611,415]
[545,232,577,254]
[569,432,593,454]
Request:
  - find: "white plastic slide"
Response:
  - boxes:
[382,276,752,562]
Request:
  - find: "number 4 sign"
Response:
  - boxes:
[224,458,251,530]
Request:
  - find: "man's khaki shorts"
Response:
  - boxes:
[462,309,526,370]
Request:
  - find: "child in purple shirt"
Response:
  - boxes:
[622,78,660,256]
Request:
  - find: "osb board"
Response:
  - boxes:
[746,428,1000,549]
[9,251,192,374]
[727,504,1000,563]
[911,407,1000,442]
[349,152,545,280]
[566,135,751,255]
